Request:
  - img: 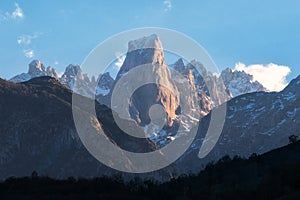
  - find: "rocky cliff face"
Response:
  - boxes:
[113,34,180,127]
[172,58,213,116]
[27,60,46,77]
[115,34,164,79]
[173,59,267,107]
[173,59,232,106]
[95,72,114,96]
[60,64,97,97]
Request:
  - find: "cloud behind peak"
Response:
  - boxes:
[235,62,291,92]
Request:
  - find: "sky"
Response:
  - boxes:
[0,0,299,91]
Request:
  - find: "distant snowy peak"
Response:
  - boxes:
[9,73,31,83]
[8,58,268,100]
[172,58,267,100]
[187,59,210,78]
[96,72,114,96]
[10,60,58,83]
[60,64,83,89]
[8,61,98,97]
[46,66,59,79]
[63,64,82,78]
[173,59,231,106]
[28,60,45,77]
[97,72,114,89]
[173,58,186,73]
[59,64,97,97]
[221,68,267,97]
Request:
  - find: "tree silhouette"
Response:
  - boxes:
[31,170,38,179]
[289,135,298,144]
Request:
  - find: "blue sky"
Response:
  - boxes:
[0,0,299,88]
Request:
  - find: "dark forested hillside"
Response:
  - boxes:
[1,141,300,200]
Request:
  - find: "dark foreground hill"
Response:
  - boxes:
[1,141,300,200]
[0,77,158,180]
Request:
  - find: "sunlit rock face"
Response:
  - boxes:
[114,34,180,126]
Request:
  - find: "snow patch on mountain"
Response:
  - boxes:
[95,72,114,96]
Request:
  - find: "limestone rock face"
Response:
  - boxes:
[60,64,83,89]
[28,60,46,77]
[95,72,114,96]
[60,64,97,97]
[172,59,213,116]
[173,59,267,109]
[46,66,59,79]
[116,34,165,80]
[185,60,231,106]
[114,34,180,126]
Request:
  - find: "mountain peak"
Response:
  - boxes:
[28,60,45,77]
[116,34,165,80]
[283,75,300,93]
[223,67,233,73]
[64,64,82,77]
[290,75,300,85]
[95,72,114,96]
[10,60,46,83]
[221,68,267,97]
[111,34,180,126]
[98,72,114,89]
[60,64,85,90]
[128,34,162,52]
[46,66,58,79]
[173,58,185,72]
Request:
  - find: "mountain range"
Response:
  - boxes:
[9,36,266,106]
[0,34,299,181]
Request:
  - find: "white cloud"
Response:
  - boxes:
[10,3,24,19]
[17,35,32,45]
[0,3,24,22]
[54,61,59,65]
[163,0,172,12]
[17,33,41,45]
[17,33,42,59]
[235,62,291,91]
[23,49,34,58]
